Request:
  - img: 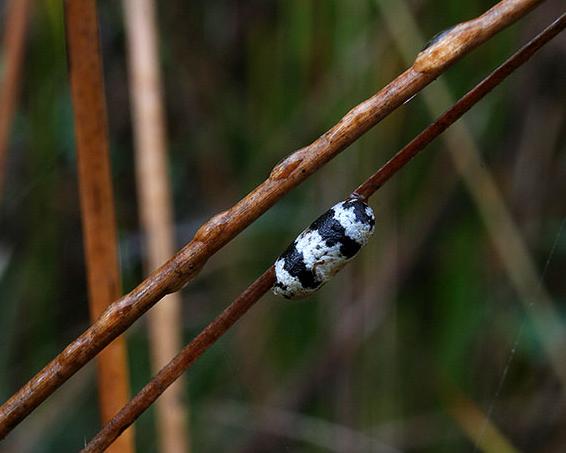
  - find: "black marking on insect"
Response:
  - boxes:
[273,198,375,299]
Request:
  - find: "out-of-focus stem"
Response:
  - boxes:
[65,1,134,452]
[442,383,519,453]
[0,0,31,200]
[122,0,189,452]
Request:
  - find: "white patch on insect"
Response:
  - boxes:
[273,198,375,300]
[332,204,373,244]
[297,230,345,277]
[293,230,342,271]
[274,259,305,298]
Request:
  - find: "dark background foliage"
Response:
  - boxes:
[0,0,564,451]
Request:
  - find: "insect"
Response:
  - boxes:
[273,197,375,299]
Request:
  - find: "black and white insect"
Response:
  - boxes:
[273,197,375,299]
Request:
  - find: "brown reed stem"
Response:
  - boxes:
[82,12,566,452]
[83,267,276,453]
[65,1,134,452]
[0,0,31,200]
[354,12,566,199]
[380,0,566,386]
[122,0,190,451]
[0,0,545,438]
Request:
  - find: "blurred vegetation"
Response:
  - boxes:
[0,0,565,452]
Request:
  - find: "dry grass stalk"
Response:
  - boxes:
[65,1,133,452]
[122,0,189,451]
[82,14,565,451]
[0,0,31,199]
[0,0,545,439]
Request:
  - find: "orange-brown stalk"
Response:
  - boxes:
[65,1,133,452]
[0,0,31,199]
[122,0,190,451]
[0,0,545,439]
[82,13,566,451]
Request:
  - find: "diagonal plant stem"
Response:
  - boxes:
[82,265,276,453]
[377,0,566,384]
[65,1,134,452]
[0,0,31,200]
[0,0,546,438]
[122,0,190,451]
[82,15,566,452]
[441,383,519,453]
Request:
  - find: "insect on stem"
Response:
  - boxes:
[82,12,566,452]
[0,1,546,440]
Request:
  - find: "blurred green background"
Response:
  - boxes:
[0,0,565,451]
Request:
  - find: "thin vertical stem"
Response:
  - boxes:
[122,0,189,452]
[65,1,134,452]
[0,0,31,199]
